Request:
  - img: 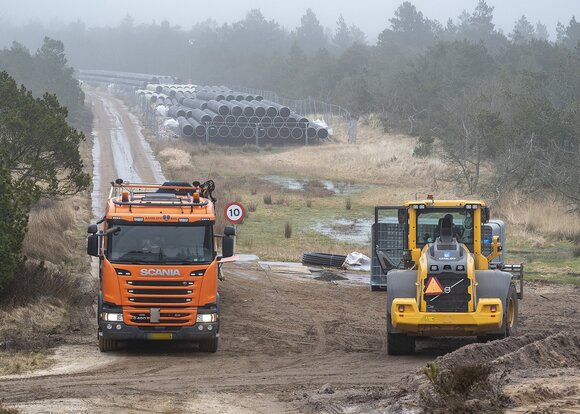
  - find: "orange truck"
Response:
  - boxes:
[87,179,236,352]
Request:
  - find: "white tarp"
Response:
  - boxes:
[342,252,371,271]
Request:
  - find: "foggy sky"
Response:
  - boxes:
[2,0,578,42]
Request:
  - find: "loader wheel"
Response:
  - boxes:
[487,284,518,341]
[98,336,118,352]
[387,315,415,355]
[199,336,218,353]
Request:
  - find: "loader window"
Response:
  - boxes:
[107,224,213,264]
[416,210,475,251]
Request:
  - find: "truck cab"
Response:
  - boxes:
[87,179,235,352]
[373,198,523,355]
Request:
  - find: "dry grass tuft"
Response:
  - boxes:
[247,201,257,212]
[263,194,272,205]
[496,193,580,243]
[0,351,52,375]
[284,222,292,239]
[22,197,86,263]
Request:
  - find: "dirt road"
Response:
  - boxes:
[86,88,165,216]
[0,263,578,413]
[0,91,577,413]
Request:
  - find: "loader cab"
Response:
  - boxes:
[372,200,497,289]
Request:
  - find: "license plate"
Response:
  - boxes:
[147,332,173,340]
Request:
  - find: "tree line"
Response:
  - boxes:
[0,38,88,291]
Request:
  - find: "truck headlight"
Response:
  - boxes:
[103,312,123,322]
[196,313,216,323]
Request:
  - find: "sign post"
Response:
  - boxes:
[224,202,246,255]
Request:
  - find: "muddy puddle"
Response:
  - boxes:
[263,175,365,196]
[312,218,373,245]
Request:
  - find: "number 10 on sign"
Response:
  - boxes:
[224,202,246,224]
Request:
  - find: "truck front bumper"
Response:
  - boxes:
[98,320,218,341]
[391,298,503,335]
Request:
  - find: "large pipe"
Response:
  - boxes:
[203,109,224,125]
[191,108,211,123]
[186,117,206,136]
[248,116,260,126]
[208,125,219,138]
[291,127,304,139]
[221,101,242,117]
[256,126,267,139]
[234,94,245,101]
[162,87,177,99]
[279,126,291,139]
[207,100,230,116]
[285,115,298,129]
[262,100,291,118]
[182,98,208,110]
[307,125,317,139]
[168,106,187,118]
[230,125,242,138]
[316,127,329,139]
[267,127,278,139]
[225,94,236,101]
[272,116,284,128]
[236,101,255,117]
[245,101,266,117]
[236,116,248,126]
[178,116,194,137]
[196,91,225,101]
[224,114,236,127]
[242,126,254,139]
[218,125,230,138]
[260,116,272,128]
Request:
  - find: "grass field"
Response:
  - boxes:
[148,119,580,283]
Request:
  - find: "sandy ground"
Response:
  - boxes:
[0,265,578,413]
[0,91,576,413]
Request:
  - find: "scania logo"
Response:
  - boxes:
[140,269,181,276]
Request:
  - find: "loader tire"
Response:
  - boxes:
[387,315,415,355]
[486,283,518,341]
[99,336,118,352]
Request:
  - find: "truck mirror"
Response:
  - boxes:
[224,226,236,237]
[222,235,234,258]
[88,224,98,234]
[87,234,99,257]
[398,208,408,224]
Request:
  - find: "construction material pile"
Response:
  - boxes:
[136,84,330,144]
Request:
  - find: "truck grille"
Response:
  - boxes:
[121,278,198,325]
[424,273,470,312]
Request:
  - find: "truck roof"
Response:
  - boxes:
[105,182,215,223]
[405,199,486,208]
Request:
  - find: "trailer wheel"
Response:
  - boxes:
[486,284,518,341]
[387,315,415,355]
[199,336,218,353]
[99,336,118,352]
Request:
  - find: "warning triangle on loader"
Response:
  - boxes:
[425,276,444,295]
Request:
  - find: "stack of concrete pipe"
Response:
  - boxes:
[142,84,330,143]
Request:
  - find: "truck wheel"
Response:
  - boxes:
[387,315,415,355]
[487,284,519,341]
[99,336,118,352]
[199,336,218,353]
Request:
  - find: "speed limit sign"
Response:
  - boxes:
[224,202,246,224]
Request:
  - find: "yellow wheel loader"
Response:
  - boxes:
[373,197,523,355]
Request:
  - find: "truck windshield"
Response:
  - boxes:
[416,209,475,251]
[107,224,213,264]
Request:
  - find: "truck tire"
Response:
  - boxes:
[199,336,218,353]
[99,336,118,352]
[483,283,518,341]
[387,315,415,355]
